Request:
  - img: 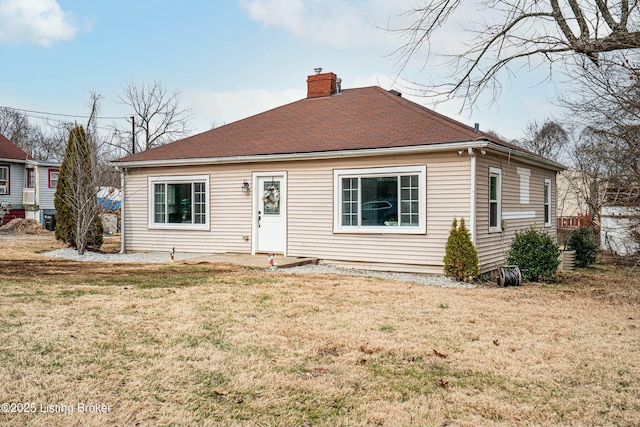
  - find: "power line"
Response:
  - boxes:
[0,105,129,120]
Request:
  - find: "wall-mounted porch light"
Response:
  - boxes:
[242,180,250,193]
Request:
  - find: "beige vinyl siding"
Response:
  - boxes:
[285,153,471,273]
[475,154,558,272]
[123,152,471,273]
[124,165,253,254]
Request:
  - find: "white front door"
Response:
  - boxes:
[255,174,287,254]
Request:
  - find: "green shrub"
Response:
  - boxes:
[566,226,599,268]
[54,125,103,253]
[443,217,478,282]
[506,226,560,282]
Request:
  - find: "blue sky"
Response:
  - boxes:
[0,0,563,143]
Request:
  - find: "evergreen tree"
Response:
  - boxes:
[54,125,103,254]
[443,217,479,282]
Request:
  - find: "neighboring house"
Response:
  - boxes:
[0,133,60,228]
[601,187,640,256]
[112,72,565,274]
[556,168,602,228]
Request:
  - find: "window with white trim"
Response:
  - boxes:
[0,165,9,194]
[544,178,552,227]
[26,169,35,188]
[148,175,209,229]
[334,165,426,234]
[48,169,59,188]
[489,167,502,232]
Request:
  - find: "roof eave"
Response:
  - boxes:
[111,139,566,171]
[486,142,567,171]
[110,141,488,168]
[0,157,27,164]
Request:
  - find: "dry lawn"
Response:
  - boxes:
[0,234,639,427]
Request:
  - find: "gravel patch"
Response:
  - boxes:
[44,248,205,263]
[284,263,476,288]
[44,248,475,288]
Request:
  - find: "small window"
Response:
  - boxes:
[544,178,552,227]
[48,169,59,189]
[0,165,9,194]
[26,169,35,188]
[334,165,426,234]
[148,175,209,230]
[489,167,502,232]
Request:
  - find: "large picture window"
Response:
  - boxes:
[489,167,502,232]
[334,165,426,234]
[148,175,209,230]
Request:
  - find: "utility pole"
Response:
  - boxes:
[130,116,135,155]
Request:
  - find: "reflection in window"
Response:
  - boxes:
[152,180,207,225]
[336,166,424,232]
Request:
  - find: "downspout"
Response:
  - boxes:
[119,167,125,254]
[468,147,476,244]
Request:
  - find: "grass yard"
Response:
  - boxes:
[0,234,639,427]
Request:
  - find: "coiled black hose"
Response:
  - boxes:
[497,266,522,287]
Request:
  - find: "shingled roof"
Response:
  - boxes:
[0,133,29,161]
[114,74,558,169]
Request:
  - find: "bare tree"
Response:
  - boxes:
[518,119,570,161]
[391,0,640,104]
[0,107,65,161]
[110,80,193,156]
[562,52,640,184]
[55,93,105,255]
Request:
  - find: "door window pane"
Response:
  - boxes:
[263,181,280,215]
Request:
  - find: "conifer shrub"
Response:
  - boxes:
[443,217,478,282]
[54,125,103,252]
[506,226,560,282]
[566,226,599,267]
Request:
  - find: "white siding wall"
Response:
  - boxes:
[37,166,56,209]
[124,152,471,273]
[475,154,558,272]
[0,162,25,206]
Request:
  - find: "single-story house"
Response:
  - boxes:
[112,71,565,274]
[0,133,59,229]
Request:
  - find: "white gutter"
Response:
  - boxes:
[110,140,566,171]
[485,142,565,171]
[468,147,477,244]
[110,141,490,168]
[119,167,125,254]
[0,158,27,164]
[26,159,60,167]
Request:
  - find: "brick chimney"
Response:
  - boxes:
[307,71,338,98]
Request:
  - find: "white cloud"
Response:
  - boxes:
[0,0,82,46]
[184,88,305,133]
[240,0,412,49]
